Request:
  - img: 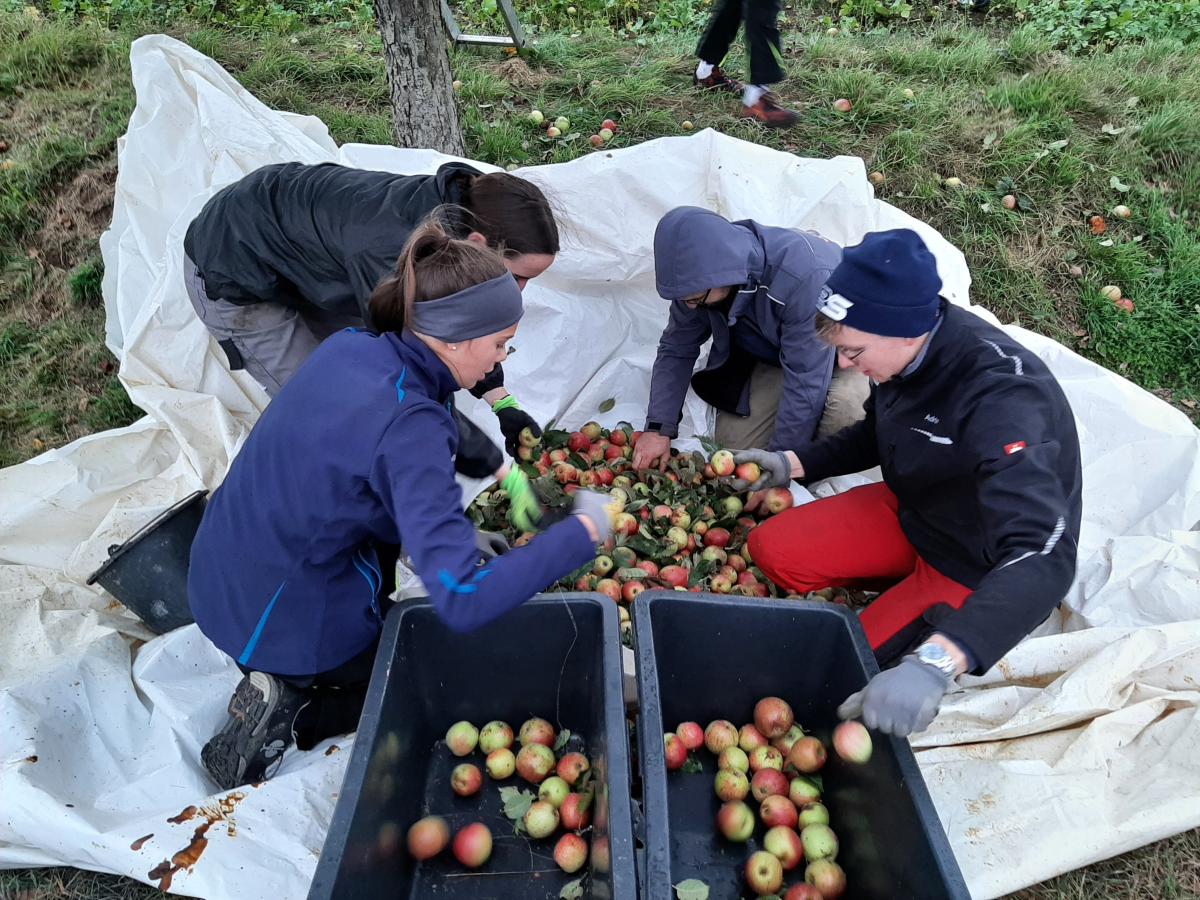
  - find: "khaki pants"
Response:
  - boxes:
[714,362,870,449]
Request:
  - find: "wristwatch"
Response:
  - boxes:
[911,641,959,681]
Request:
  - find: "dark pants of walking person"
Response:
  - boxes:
[696,0,785,87]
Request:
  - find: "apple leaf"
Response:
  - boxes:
[542,428,570,449]
[499,786,535,825]
[560,878,586,900]
[808,774,824,791]
[599,397,616,413]
[554,729,572,753]
[616,567,649,580]
[1101,122,1127,135]
[681,755,704,774]
[1046,138,1069,151]
[1110,175,1131,192]
[626,535,661,557]
[675,879,710,900]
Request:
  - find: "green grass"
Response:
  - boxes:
[0,2,1198,893]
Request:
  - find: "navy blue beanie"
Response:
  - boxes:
[818,229,942,337]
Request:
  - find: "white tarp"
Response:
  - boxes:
[1,33,1198,899]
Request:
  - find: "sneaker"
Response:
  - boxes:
[693,66,744,96]
[201,672,310,789]
[740,93,800,129]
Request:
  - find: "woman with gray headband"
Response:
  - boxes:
[187,222,614,790]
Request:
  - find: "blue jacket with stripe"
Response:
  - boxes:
[188,329,596,676]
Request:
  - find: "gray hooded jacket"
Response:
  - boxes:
[645,207,841,452]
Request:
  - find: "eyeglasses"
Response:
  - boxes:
[683,291,710,309]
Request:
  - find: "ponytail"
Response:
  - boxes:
[368,219,509,333]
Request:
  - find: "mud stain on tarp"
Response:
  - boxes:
[325,744,340,756]
[130,833,154,851]
[150,792,246,889]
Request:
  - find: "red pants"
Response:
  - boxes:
[748,483,972,651]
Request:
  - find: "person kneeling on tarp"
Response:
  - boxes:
[731,228,1082,737]
[188,223,614,790]
[632,206,869,472]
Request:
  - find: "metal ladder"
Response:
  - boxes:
[440,0,526,49]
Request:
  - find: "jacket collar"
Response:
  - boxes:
[396,330,461,402]
[890,300,970,386]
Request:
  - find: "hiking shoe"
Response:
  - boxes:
[693,66,744,96]
[201,672,309,790]
[740,93,800,129]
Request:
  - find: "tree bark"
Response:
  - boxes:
[373,0,465,155]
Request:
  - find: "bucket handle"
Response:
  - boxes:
[85,490,209,583]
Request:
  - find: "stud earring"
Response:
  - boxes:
[450,344,458,350]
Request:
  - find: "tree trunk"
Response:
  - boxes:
[373,0,465,155]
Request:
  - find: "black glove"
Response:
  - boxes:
[494,401,541,457]
[468,363,506,399]
[451,405,504,479]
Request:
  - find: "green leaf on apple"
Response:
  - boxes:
[560,877,586,900]
[499,786,535,824]
[681,755,703,774]
[553,729,572,753]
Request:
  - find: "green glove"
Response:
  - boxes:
[502,466,542,534]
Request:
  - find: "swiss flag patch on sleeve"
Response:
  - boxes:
[1004,441,1027,455]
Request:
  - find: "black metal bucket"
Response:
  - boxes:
[86,490,208,634]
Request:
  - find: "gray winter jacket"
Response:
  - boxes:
[645,207,841,452]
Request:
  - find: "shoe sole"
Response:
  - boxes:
[739,114,799,129]
[694,79,743,97]
[201,674,280,789]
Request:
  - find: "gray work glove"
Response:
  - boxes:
[837,657,952,737]
[474,530,510,560]
[729,448,792,492]
[569,489,616,547]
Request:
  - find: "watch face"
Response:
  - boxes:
[917,643,956,676]
[920,644,950,662]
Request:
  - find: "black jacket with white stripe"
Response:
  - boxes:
[799,301,1082,674]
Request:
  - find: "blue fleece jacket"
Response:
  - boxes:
[645,207,842,453]
[188,329,596,676]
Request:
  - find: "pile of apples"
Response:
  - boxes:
[404,716,600,875]
[468,422,797,604]
[664,697,874,898]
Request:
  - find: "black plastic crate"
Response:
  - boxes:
[309,593,637,900]
[632,591,969,899]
